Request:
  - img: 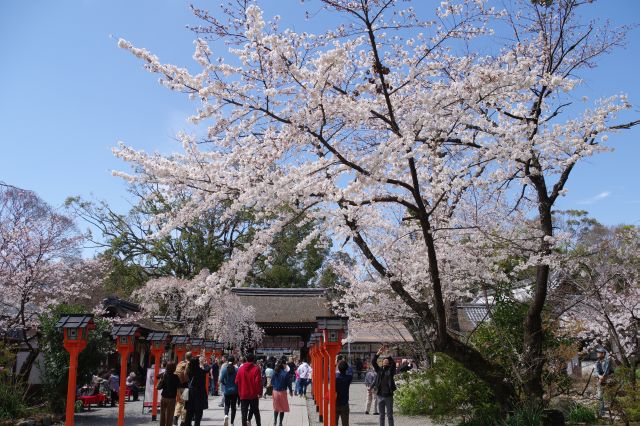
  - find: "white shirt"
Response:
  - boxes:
[297,362,311,379]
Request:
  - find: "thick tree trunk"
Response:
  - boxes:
[442,335,517,414]
[522,193,553,404]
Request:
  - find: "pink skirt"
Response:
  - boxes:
[272,390,289,412]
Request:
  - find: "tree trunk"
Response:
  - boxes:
[522,193,553,404]
[443,335,518,415]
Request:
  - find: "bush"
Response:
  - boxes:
[395,353,499,423]
[566,403,596,424]
[607,366,640,423]
[0,380,27,420]
[0,342,26,420]
[501,404,543,426]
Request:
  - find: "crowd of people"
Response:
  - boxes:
[78,345,417,426]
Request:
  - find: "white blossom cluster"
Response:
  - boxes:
[114,0,636,349]
[132,270,263,348]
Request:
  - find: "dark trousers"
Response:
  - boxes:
[336,404,349,426]
[299,378,309,395]
[184,406,204,426]
[241,398,261,426]
[110,390,118,406]
[224,394,238,423]
[378,396,394,426]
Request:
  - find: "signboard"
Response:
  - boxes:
[143,367,164,408]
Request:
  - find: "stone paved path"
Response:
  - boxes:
[72,393,309,425]
[306,381,435,426]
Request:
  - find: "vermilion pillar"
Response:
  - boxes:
[63,341,86,426]
[147,332,168,422]
[113,324,139,426]
[58,314,95,426]
[323,330,343,426]
[321,340,330,426]
[117,344,131,426]
[150,346,163,420]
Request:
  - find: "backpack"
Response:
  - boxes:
[176,361,189,385]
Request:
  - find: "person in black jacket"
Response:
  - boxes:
[372,346,396,426]
[184,355,211,426]
[158,362,181,426]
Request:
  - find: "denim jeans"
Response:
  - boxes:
[378,395,394,426]
[299,378,309,395]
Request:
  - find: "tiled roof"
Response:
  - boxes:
[344,320,414,343]
[231,287,332,323]
[111,324,139,337]
[56,314,94,329]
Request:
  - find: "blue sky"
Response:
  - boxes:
[1,0,639,230]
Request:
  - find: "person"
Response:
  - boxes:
[595,347,613,418]
[294,366,301,396]
[271,358,291,426]
[108,369,119,407]
[158,362,181,426]
[236,353,262,426]
[220,356,239,426]
[355,358,363,380]
[126,372,139,401]
[397,360,413,374]
[264,362,274,398]
[211,358,220,396]
[336,360,353,426]
[372,346,396,426]
[336,355,354,376]
[184,355,211,426]
[364,365,378,415]
[174,352,192,426]
[296,360,311,397]
[219,357,229,407]
[286,357,296,396]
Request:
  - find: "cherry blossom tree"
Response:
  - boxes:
[562,225,639,370]
[0,183,109,378]
[131,270,263,349]
[114,0,638,407]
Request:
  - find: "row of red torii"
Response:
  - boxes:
[56,314,349,426]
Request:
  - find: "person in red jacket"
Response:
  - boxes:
[235,353,262,426]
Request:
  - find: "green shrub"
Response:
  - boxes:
[607,366,640,423]
[566,403,596,424]
[0,380,26,420]
[395,353,499,423]
[501,404,543,426]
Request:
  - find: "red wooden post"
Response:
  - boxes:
[316,317,347,426]
[117,345,130,426]
[324,332,343,426]
[113,324,139,426]
[58,314,95,426]
[147,332,168,421]
[321,340,330,426]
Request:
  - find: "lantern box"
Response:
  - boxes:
[57,314,95,343]
[147,331,169,350]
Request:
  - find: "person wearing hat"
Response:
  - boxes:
[595,347,613,417]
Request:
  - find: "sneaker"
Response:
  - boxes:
[374,412,379,415]
[223,415,229,426]
[365,411,369,414]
